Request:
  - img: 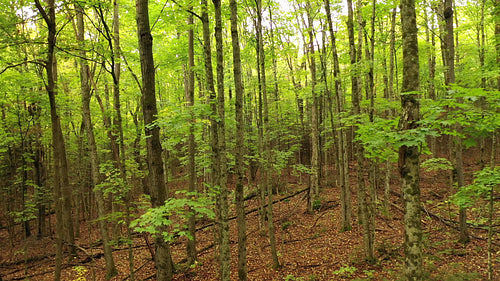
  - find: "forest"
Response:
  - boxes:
[0,0,499,279]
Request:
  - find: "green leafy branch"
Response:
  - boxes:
[451,166,500,208]
[130,191,215,242]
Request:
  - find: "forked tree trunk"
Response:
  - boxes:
[135,0,174,279]
[400,0,423,279]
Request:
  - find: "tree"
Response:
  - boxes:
[303,0,320,214]
[75,3,117,278]
[229,0,248,278]
[135,0,174,279]
[185,7,197,266]
[33,0,76,278]
[441,0,470,244]
[400,0,423,279]
[256,0,279,269]
[324,0,351,237]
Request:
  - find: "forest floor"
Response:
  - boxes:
[1,150,498,280]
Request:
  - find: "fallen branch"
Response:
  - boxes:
[195,187,309,232]
[389,197,499,245]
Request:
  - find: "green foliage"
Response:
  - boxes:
[284,274,305,281]
[130,191,215,242]
[355,116,399,162]
[333,265,357,278]
[96,162,129,202]
[11,197,36,223]
[420,87,500,148]
[451,166,500,208]
[72,266,88,281]
[292,164,314,175]
[312,199,322,211]
[281,220,293,230]
[421,158,453,172]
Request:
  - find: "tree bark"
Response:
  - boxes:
[212,0,230,278]
[324,0,351,234]
[76,4,118,278]
[256,0,279,269]
[34,0,76,278]
[135,0,174,279]
[185,10,197,266]
[400,0,423,279]
[229,0,247,279]
[343,0,359,233]
[305,1,319,214]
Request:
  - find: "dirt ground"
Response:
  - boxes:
[1,150,498,280]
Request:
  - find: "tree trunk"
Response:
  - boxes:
[200,0,221,269]
[76,5,118,279]
[212,0,230,278]
[389,7,396,102]
[400,0,423,279]
[32,112,47,238]
[34,0,76,278]
[326,0,351,232]
[305,1,319,214]
[256,0,279,269]
[344,0,359,232]
[442,0,470,244]
[135,0,174,279]
[185,10,197,266]
[229,0,247,278]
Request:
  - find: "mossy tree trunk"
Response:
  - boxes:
[400,0,423,279]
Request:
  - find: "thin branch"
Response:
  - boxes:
[170,0,203,21]
[33,0,50,25]
[0,60,46,75]
[121,53,143,93]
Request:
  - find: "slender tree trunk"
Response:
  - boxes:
[344,0,359,232]
[34,0,76,278]
[256,0,279,269]
[212,0,230,278]
[354,0,365,226]
[135,0,174,279]
[185,10,197,266]
[389,7,396,103]
[423,1,437,154]
[76,5,118,278]
[229,0,247,278]
[254,14,267,231]
[478,0,486,89]
[441,0,470,244]
[400,0,423,279]
[112,0,125,179]
[33,113,46,238]
[360,0,376,263]
[200,0,221,269]
[305,1,319,214]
